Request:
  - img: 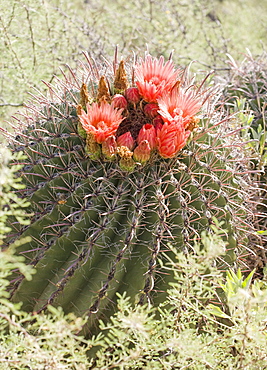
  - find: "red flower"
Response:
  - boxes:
[117,131,135,150]
[78,102,124,144]
[137,124,157,150]
[135,55,180,102]
[158,88,202,128]
[157,120,190,158]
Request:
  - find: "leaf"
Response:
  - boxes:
[256,230,267,235]
[207,304,231,319]
[242,269,255,290]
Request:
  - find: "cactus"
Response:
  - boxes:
[226,51,267,132]
[225,52,267,177]
[2,51,256,333]
[224,52,267,276]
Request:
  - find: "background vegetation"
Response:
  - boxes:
[1,0,267,368]
[1,0,267,125]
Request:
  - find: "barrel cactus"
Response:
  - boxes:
[225,52,267,173]
[2,51,256,333]
[226,51,267,134]
[224,52,267,275]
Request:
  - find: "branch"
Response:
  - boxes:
[0,103,24,107]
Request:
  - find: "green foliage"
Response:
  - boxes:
[228,98,267,174]
[220,268,255,301]
[0,248,92,369]
[1,228,266,369]
[1,0,267,124]
[88,226,267,369]
[0,148,31,244]
[0,147,91,369]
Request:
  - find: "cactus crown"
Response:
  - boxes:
[77,54,205,170]
[1,50,258,333]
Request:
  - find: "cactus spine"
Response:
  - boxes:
[2,51,256,332]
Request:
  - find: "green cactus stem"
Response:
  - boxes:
[1,52,258,334]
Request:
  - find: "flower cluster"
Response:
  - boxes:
[77,55,204,170]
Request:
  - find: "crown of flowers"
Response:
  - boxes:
[77,54,205,171]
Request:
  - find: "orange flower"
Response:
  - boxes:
[78,102,124,144]
[135,55,180,102]
[157,120,190,158]
[158,88,202,128]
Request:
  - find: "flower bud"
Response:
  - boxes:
[133,140,151,164]
[102,135,117,159]
[137,124,157,150]
[117,131,135,150]
[112,94,128,109]
[114,60,128,91]
[143,103,159,118]
[125,87,141,104]
[97,76,111,103]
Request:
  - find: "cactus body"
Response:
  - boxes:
[225,52,267,274]
[3,53,255,332]
[226,52,267,132]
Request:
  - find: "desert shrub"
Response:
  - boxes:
[88,224,267,369]
[0,148,91,369]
